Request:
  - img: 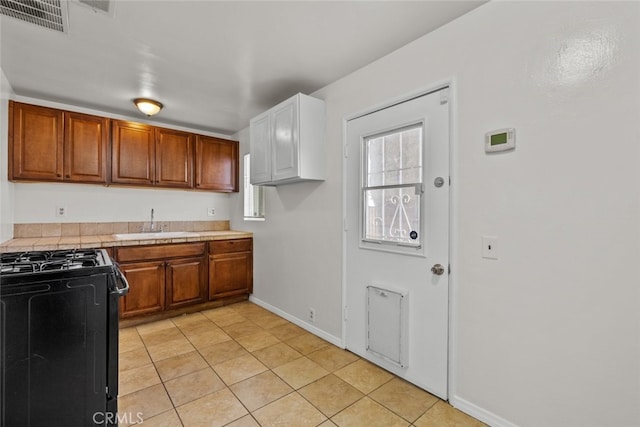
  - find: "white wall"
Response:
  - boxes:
[230,125,343,343]
[230,2,640,427]
[0,68,15,241]
[13,183,230,223]
[10,96,233,225]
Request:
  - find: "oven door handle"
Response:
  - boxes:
[113,267,130,296]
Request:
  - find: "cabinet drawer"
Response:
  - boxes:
[116,242,205,262]
[209,238,252,255]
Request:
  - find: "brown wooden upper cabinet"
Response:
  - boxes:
[9,101,109,183]
[156,127,194,188]
[195,135,239,192]
[111,120,194,188]
[8,101,238,192]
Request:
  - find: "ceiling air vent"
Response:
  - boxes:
[0,0,67,32]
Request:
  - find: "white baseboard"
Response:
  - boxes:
[249,295,344,348]
[249,297,517,427]
[450,395,520,427]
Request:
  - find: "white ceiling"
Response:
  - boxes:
[1,0,485,135]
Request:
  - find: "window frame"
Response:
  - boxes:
[243,153,265,221]
[359,122,426,256]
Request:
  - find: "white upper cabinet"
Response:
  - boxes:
[249,113,271,184]
[250,93,325,185]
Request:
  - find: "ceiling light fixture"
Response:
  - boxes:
[133,98,163,116]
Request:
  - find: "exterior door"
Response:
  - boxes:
[345,87,450,398]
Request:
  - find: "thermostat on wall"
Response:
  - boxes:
[485,128,515,153]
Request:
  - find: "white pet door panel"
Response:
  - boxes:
[366,285,409,368]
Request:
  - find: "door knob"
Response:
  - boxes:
[431,264,445,276]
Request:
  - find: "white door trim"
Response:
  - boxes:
[340,79,458,400]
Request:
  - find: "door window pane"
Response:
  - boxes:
[366,125,422,187]
[362,124,423,247]
[364,185,421,245]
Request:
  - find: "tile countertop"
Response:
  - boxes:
[0,230,253,253]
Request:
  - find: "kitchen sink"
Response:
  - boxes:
[112,231,200,240]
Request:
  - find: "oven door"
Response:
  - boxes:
[1,274,111,427]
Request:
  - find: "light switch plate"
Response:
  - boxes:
[482,236,498,259]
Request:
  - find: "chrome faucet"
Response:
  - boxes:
[150,208,156,232]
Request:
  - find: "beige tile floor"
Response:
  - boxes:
[119,301,486,427]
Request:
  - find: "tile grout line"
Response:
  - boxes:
[131,311,361,425]
[121,303,459,427]
[188,307,331,425]
[145,322,187,427]
[170,308,286,425]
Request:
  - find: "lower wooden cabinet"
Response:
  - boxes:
[118,260,166,318]
[115,238,253,320]
[209,238,253,299]
[116,243,206,319]
[166,257,207,309]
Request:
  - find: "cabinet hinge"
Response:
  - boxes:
[343,143,348,158]
[343,306,348,321]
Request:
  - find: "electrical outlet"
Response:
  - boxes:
[207,207,216,217]
[56,206,67,217]
[482,235,499,259]
[309,308,316,323]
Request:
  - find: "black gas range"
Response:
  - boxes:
[0,248,129,427]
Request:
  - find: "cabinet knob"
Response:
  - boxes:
[65,174,70,178]
[57,173,62,178]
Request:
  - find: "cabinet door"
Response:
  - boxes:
[209,252,252,299]
[249,112,271,184]
[119,261,165,318]
[64,112,109,183]
[156,128,193,188]
[271,98,299,182]
[111,120,155,185]
[9,101,63,181]
[195,135,239,192]
[165,257,206,309]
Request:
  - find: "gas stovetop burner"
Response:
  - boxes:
[1,263,37,274]
[40,258,98,271]
[50,249,100,260]
[0,249,104,276]
[1,252,48,264]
